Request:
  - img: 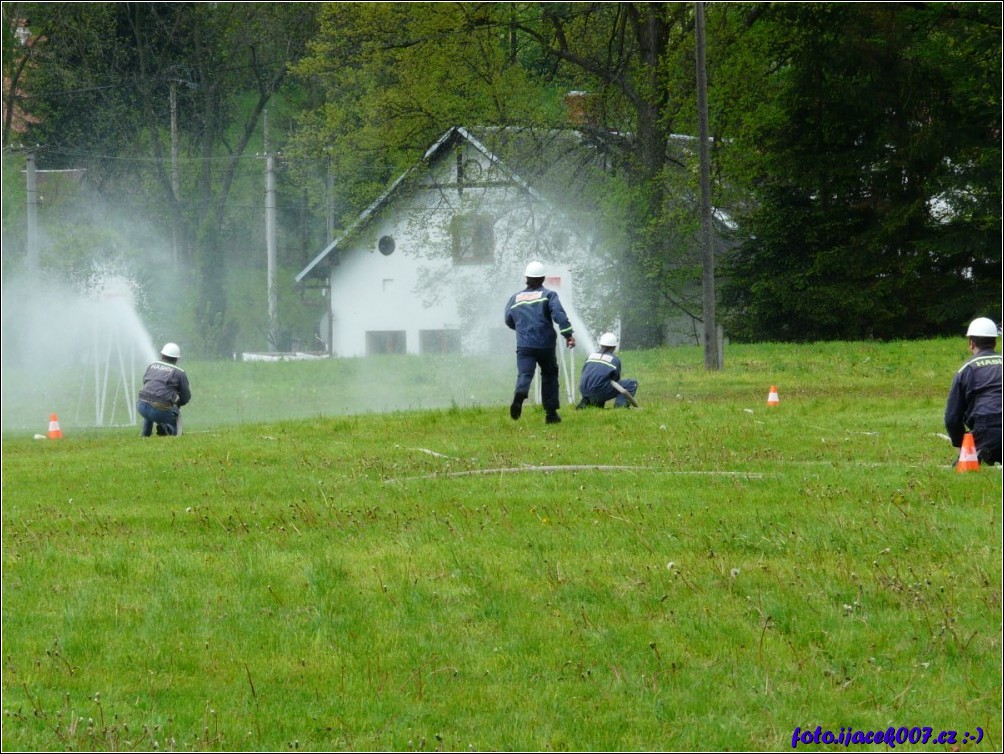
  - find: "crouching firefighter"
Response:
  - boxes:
[137,342,192,437]
[577,332,638,409]
[945,317,1002,465]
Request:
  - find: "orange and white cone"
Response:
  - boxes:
[956,433,979,472]
[767,386,780,407]
[47,413,63,439]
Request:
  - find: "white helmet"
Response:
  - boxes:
[966,317,999,338]
[161,342,181,359]
[524,261,546,278]
[598,332,619,348]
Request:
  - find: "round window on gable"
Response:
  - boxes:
[378,235,396,256]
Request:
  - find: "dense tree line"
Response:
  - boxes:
[717,3,1002,341]
[3,2,1000,355]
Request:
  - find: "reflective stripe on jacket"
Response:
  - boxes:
[504,286,574,348]
[945,349,1002,446]
[579,351,621,397]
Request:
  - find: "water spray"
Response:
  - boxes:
[79,268,158,427]
[527,267,595,406]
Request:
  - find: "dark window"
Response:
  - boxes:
[366,331,406,355]
[378,235,396,255]
[451,214,494,264]
[419,329,461,354]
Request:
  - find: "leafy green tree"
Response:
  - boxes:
[291,3,720,349]
[3,2,139,157]
[123,3,319,355]
[511,3,702,348]
[289,3,554,225]
[718,3,1002,341]
[6,2,319,356]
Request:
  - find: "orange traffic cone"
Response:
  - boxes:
[956,433,979,472]
[767,386,780,407]
[47,413,63,439]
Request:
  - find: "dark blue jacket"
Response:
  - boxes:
[579,351,621,397]
[944,348,1002,447]
[504,285,573,348]
[139,361,192,409]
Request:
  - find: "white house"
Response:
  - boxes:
[294,126,615,358]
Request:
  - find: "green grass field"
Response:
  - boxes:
[2,339,1000,751]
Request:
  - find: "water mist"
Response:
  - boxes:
[1,265,157,432]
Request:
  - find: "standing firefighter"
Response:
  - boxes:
[944,317,1002,465]
[504,261,576,424]
[577,332,639,408]
[137,342,192,437]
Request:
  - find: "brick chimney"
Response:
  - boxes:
[564,91,598,128]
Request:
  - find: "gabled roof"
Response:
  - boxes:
[293,126,735,285]
[294,125,616,284]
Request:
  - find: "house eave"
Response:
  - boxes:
[294,125,579,284]
[296,127,473,284]
[294,164,422,284]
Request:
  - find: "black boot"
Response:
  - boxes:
[545,411,561,424]
[510,392,527,420]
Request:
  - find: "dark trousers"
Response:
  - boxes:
[975,428,1002,465]
[514,346,560,412]
[137,400,179,437]
[581,378,639,408]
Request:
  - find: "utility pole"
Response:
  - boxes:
[165,67,196,267]
[264,110,279,351]
[326,156,335,244]
[325,153,335,354]
[26,150,38,277]
[170,80,180,266]
[695,1,720,370]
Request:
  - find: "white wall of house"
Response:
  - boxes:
[324,140,597,357]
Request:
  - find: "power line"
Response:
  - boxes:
[17,83,124,98]
[35,146,393,175]
[41,146,287,165]
[15,57,303,101]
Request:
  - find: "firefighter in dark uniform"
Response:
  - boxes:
[504,261,575,424]
[945,317,1002,465]
[137,342,192,437]
[577,332,638,408]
